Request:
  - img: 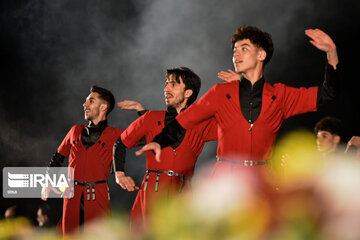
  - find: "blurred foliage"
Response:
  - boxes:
[2,130,360,239]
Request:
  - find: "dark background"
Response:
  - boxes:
[1,0,359,225]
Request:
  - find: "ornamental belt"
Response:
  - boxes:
[74,180,107,201]
[216,156,268,166]
[143,169,190,193]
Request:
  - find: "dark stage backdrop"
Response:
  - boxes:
[1,0,359,223]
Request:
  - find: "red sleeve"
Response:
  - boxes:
[57,126,76,157]
[121,111,150,148]
[177,84,221,130]
[200,118,218,142]
[279,84,318,119]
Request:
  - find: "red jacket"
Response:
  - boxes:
[177,81,318,162]
[121,110,217,229]
[58,125,123,234]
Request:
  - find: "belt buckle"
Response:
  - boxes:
[167,170,175,176]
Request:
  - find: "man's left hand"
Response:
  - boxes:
[218,69,241,82]
[305,28,338,69]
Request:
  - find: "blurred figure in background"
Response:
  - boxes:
[4,205,17,219]
[314,116,360,160]
[37,204,53,228]
[314,116,343,158]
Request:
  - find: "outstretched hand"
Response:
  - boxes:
[117,100,145,112]
[305,28,338,69]
[218,69,241,82]
[136,142,161,162]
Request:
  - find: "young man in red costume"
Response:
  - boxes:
[112,67,217,231]
[136,26,339,178]
[42,86,123,235]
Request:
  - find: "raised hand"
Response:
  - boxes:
[345,136,360,153]
[117,100,145,112]
[305,28,338,69]
[218,69,241,82]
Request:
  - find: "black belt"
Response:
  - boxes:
[143,170,190,193]
[216,156,268,166]
[74,180,107,201]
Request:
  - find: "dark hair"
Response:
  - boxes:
[165,67,201,106]
[38,204,51,217]
[90,85,115,115]
[231,25,274,66]
[314,116,343,137]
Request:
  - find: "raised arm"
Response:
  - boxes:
[305,28,338,69]
[305,29,341,108]
[117,100,147,116]
[345,136,360,160]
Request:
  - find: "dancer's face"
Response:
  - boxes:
[232,39,265,74]
[316,130,340,153]
[164,74,190,111]
[83,92,106,122]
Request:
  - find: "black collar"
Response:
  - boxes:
[85,119,108,135]
[240,76,265,90]
[165,106,186,125]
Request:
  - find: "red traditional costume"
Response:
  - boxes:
[57,124,122,234]
[120,110,217,229]
[176,81,318,175]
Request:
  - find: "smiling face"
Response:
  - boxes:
[82,92,107,123]
[164,74,191,112]
[232,39,265,74]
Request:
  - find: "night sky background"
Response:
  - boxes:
[1,0,360,225]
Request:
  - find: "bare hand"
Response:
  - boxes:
[345,136,360,153]
[41,186,61,201]
[117,100,145,112]
[115,171,139,191]
[218,69,241,82]
[305,28,338,69]
[136,142,161,162]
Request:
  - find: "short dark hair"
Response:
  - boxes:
[314,116,343,137]
[38,204,51,217]
[90,85,115,115]
[165,67,201,106]
[231,25,274,66]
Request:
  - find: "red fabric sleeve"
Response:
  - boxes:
[57,126,75,157]
[177,84,221,130]
[200,118,218,142]
[121,112,150,148]
[279,84,318,119]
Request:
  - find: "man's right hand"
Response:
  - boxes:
[41,186,61,201]
[115,171,139,191]
[136,142,161,162]
[117,100,145,112]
